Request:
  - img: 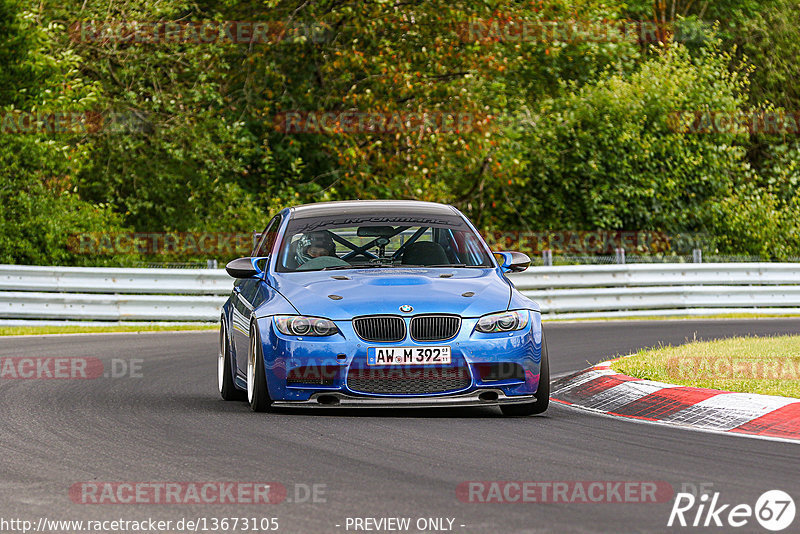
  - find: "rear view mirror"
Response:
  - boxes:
[357,226,396,238]
[225,257,266,279]
[494,251,531,273]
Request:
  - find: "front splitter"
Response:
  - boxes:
[272,389,536,408]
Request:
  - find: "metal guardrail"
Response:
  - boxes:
[0,265,231,295]
[509,263,800,289]
[0,265,231,322]
[510,263,800,318]
[0,292,222,321]
[1,263,800,322]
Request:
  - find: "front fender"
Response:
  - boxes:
[251,281,298,319]
[507,284,540,313]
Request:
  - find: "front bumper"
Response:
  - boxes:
[253,311,544,403]
[272,389,537,408]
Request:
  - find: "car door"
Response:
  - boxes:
[232,214,281,375]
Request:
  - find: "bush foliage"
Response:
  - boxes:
[1,0,798,264]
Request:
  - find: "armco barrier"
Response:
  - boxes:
[0,265,229,322]
[512,263,800,318]
[0,265,230,295]
[509,263,800,289]
[1,263,800,322]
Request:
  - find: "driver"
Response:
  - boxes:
[294,231,337,266]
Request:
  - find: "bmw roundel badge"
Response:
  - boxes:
[399,304,413,313]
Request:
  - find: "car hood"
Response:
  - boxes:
[269,268,512,320]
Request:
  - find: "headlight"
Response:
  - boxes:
[274,316,339,337]
[475,310,529,333]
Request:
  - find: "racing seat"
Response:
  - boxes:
[284,241,300,270]
[401,241,449,266]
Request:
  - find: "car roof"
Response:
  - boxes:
[288,200,458,219]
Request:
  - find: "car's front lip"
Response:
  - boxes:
[271,389,536,408]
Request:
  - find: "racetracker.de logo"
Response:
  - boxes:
[0,111,150,135]
[667,356,800,381]
[0,358,141,379]
[68,20,330,44]
[67,232,254,256]
[668,110,800,135]
[483,230,674,254]
[0,357,103,379]
[69,482,287,504]
[454,19,680,44]
[457,481,674,503]
[273,110,513,135]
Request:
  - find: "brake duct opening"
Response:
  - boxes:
[316,395,340,406]
[478,391,499,402]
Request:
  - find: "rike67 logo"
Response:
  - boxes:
[668,489,795,531]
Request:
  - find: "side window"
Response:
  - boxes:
[252,215,282,257]
[463,233,488,265]
[434,227,459,263]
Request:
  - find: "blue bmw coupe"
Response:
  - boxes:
[219,200,548,415]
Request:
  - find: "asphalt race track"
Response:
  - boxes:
[1,319,799,533]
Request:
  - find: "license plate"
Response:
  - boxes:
[367,346,451,365]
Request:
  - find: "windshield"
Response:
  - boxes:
[275,212,494,272]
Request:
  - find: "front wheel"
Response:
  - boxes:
[218,322,245,401]
[501,332,550,416]
[247,323,273,412]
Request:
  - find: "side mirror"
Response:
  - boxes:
[494,251,531,273]
[225,257,266,279]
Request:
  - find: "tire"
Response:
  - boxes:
[501,331,550,416]
[218,322,246,401]
[247,323,273,412]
